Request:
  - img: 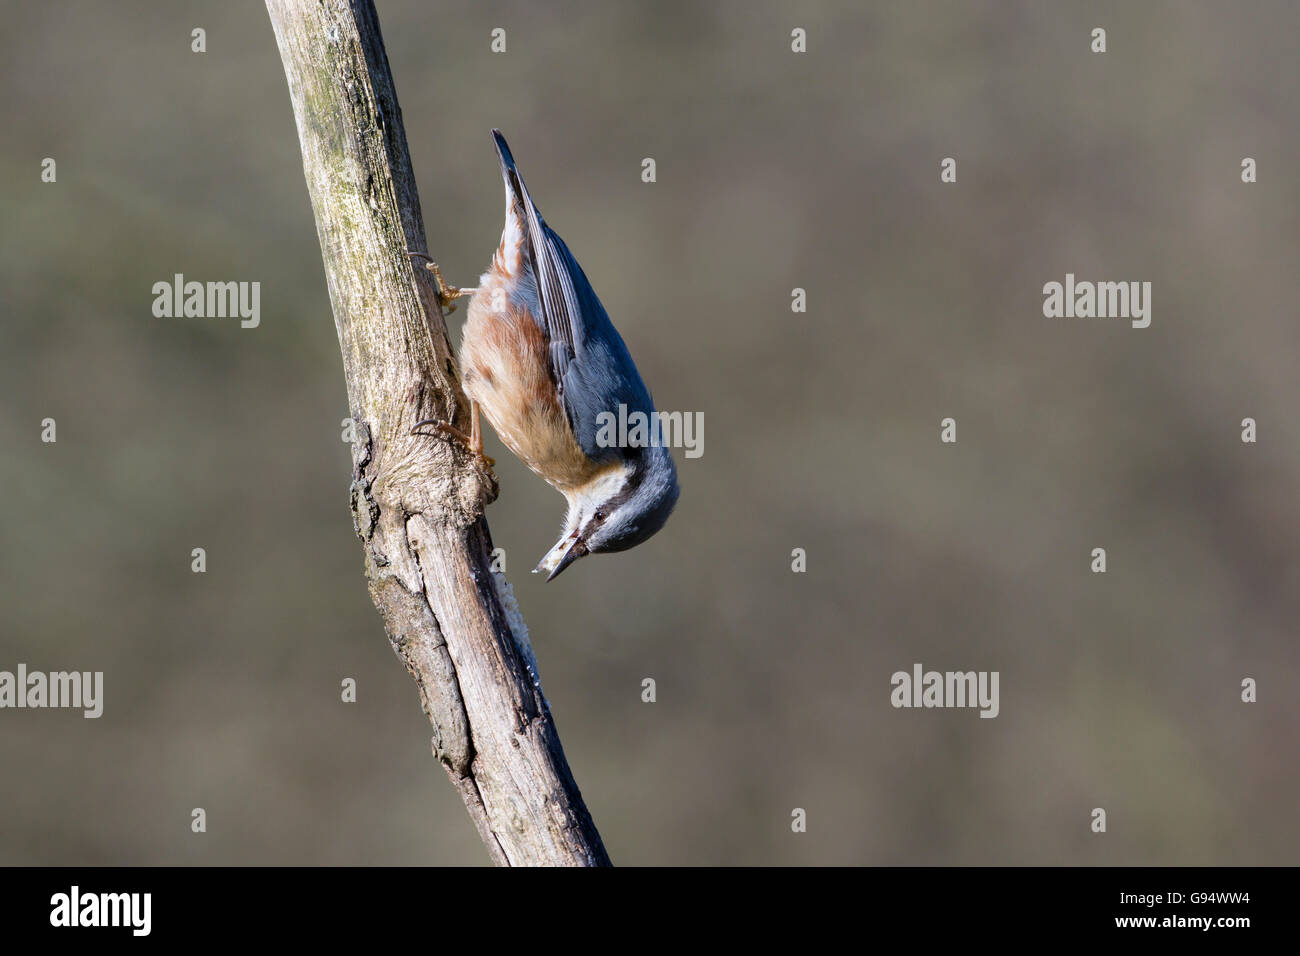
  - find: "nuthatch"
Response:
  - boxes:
[412,130,678,581]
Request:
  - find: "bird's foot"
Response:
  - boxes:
[411,418,496,470]
[406,251,477,314]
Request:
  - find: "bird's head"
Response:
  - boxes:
[534,446,679,581]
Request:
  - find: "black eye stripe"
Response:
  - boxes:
[601,482,639,516]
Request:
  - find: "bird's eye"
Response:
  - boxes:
[594,509,607,522]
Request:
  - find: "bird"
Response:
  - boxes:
[410,129,679,581]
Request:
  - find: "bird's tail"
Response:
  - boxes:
[492,128,535,220]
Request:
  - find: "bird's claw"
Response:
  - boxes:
[411,418,496,470]
[405,251,472,314]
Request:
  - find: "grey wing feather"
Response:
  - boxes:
[519,197,579,388]
[517,185,657,461]
[547,234,657,463]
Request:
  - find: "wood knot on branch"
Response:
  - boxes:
[375,418,497,527]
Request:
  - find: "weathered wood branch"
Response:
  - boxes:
[265,0,609,866]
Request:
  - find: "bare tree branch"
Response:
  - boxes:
[265,0,610,867]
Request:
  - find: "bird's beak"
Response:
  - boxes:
[534,534,589,582]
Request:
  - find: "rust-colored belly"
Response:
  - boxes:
[459,278,601,493]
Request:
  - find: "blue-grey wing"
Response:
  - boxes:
[518,196,577,380]
[529,223,656,463]
[496,129,658,464]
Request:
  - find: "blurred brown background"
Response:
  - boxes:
[1,0,1297,865]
